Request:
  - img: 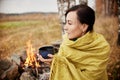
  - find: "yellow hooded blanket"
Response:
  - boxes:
[49,32,110,80]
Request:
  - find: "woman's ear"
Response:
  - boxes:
[82,24,88,32]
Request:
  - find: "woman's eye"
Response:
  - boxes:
[68,23,72,25]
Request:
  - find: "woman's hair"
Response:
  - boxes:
[65,4,95,32]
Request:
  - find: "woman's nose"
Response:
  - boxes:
[64,24,68,31]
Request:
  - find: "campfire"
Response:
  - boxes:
[15,40,51,80]
[0,40,60,80]
[22,40,40,78]
[20,40,51,80]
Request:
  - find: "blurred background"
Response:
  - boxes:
[0,0,120,80]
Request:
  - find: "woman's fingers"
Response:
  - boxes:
[47,54,53,58]
[37,54,45,62]
[37,53,53,63]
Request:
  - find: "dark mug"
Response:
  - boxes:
[39,45,56,59]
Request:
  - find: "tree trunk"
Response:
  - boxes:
[117,0,120,45]
[79,0,88,5]
[57,0,76,34]
[103,0,109,15]
[96,0,103,15]
[103,0,118,16]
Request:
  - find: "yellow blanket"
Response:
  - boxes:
[49,32,110,80]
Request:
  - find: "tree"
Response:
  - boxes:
[103,0,118,16]
[79,0,88,5]
[117,0,120,45]
[57,0,76,34]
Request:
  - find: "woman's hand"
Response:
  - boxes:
[37,53,53,65]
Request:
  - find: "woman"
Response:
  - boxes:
[38,4,110,80]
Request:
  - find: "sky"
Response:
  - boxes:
[0,0,58,13]
[0,0,95,14]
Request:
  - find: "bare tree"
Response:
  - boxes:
[117,0,120,45]
[79,0,87,5]
[57,0,76,34]
[103,0,118,16]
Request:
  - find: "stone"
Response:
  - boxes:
[0,61,19,80]
[11,53,21,65]
[0,59,12,79]
[39,72,50,80]
[20,72,36,80]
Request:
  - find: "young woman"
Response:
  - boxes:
[38,4,110,80]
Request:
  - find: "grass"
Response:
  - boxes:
[0,20,46,29]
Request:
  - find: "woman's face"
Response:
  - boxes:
[64,11,87,39]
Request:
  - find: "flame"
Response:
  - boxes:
[24,40,40,68]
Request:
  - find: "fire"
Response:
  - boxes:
[24,40,40,68]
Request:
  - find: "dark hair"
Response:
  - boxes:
[65,4,95,32]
